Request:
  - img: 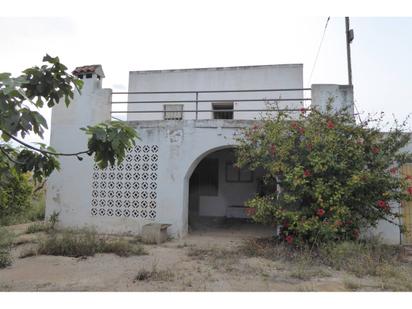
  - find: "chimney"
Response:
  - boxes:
[72,65,105,91]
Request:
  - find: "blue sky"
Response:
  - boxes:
[1,4,411,144]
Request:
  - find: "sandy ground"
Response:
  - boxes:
[0,222,394,291]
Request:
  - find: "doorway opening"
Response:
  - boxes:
[188,148,270,235]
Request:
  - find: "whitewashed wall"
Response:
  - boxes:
[125,64,304,121]
[46,74,112,231]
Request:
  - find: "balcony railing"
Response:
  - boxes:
[111,88,311,120]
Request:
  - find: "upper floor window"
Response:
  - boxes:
[164,104,183,120]
[212,102,233,119]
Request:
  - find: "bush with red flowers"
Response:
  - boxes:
[235,103,412,245]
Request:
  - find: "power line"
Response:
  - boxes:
[308,16,330,86]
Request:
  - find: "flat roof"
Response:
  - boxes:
[129,63,303,74]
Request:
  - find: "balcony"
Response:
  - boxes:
[110,88,312,122]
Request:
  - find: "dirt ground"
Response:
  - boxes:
[0,222,405,291]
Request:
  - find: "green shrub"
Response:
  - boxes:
[0,227,14,268]
[0,170,33,225]
[236,104,412,245]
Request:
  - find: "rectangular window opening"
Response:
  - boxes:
[164,104,183,120]
[212,102,234,119]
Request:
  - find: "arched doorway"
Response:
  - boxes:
[187,147,265,231]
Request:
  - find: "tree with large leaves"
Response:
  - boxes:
[0,55,138,189]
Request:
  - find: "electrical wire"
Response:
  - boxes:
[308,16,330,86]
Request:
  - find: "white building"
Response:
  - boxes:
[45,64,411,244]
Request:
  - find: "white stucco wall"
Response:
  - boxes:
[45,74,112,230]
[311,84,354,115]
[124,64,304,121]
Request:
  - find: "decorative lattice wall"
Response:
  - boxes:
[90,144,159,220]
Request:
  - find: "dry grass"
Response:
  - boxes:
[26,222,50,234]
[134,263,174,282]
[33,229,147,258]
[239,237,412,291]
[187,246,242,272]
[19,247,38,259]
[343,277,362,291]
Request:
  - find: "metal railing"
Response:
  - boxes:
[111,88,312,120]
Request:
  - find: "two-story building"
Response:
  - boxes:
[45,63,411,244]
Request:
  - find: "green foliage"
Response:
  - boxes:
[0,173,46,225]
[236,104,412,245]
[0,54,82,141]
[81,121,138,169]
[0,168,33,222]
[0,55,138,190]
[0,227,14,268]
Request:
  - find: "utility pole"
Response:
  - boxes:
[345,17,354,85]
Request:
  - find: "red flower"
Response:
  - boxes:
[245,207,256,217]
[327,120,334,129]
[316,208,325,217]
[377,200,387,208]
[303,170,311,177]
[285,235,294,244]
[291,122,299,129]
[298,127,305,134]
[389,167,397,174]
[408,187,412,195]
[372,146,380,154]
[405,175,412,181]
[300,107,307,114]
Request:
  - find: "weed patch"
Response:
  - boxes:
[0,227,14,268]
[134,263,174,282]
[36,229,147,258]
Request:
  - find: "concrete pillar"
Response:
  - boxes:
[45,65,112,228]
[311,84,354,115]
